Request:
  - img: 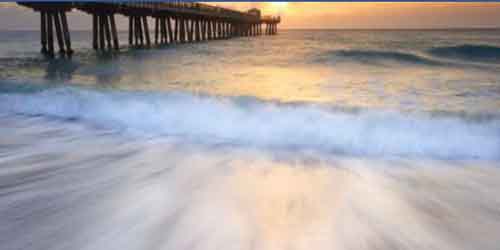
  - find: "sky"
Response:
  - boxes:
[1,2,500,30]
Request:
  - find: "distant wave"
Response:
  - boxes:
[1,87,499,159]
[428,44,500,63]
[322,50,444,66]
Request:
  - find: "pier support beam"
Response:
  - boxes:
[109,14,119,50]
[180,17,186,43]
[201,20,206,41]
[98,15,105,49]
[60,12,72,55]
[166,17,172,44]
[47,11,54,56]
[138,16,143,46]
[128,16,133,46]
[212,20,217,39]
[154,17,159,45]
[194,19,200,42]
[137,16,144,46]
[207,20,213,40]
[160,17,166,44]
[217,21,222,39]
[173,17,178,43]
[143,16,151,47]
[39,10,72,57]
[40,11,48,54]
[159,17,165,44]
[132,16,137,46]
[103,14,112,50]
[90,13,119,52]
[187,19,194,42]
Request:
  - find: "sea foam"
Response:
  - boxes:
[1,86,499,159]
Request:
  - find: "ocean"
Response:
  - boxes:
[1,29,500,250]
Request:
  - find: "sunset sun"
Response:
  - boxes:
[269,2,288,13]
[271,2,288,7]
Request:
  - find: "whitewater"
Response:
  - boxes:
[1,29,500,250]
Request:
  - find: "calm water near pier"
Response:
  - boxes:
[1,29,500,250]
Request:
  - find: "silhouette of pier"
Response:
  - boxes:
[17,2,281,57]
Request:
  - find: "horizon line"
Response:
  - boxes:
[2,27,500,32]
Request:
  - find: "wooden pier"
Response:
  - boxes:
[17,2,281,57]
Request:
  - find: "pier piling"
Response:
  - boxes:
[61,12,72,55]
[143,16,151,47]
[103,15,111,50]
[40,11,47,54]
[53,11,65,54]
[167,17,173,43]
[47,11,54,56]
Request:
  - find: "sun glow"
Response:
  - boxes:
[269,2,288,14]
[271,2,288,8]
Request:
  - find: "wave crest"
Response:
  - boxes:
[322,49,443,66]
[1,87,499,159]
[428,44,500,63]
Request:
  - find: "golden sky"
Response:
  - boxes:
[1,2,500,29]
[214,2,500,29]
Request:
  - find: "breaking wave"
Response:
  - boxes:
[320,49,444,66]
[0,86,499,159]
[318,45,500,67]
[428,44,500,63]
[317,49,447,66]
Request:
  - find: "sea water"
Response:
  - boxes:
[1,29,500,250]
